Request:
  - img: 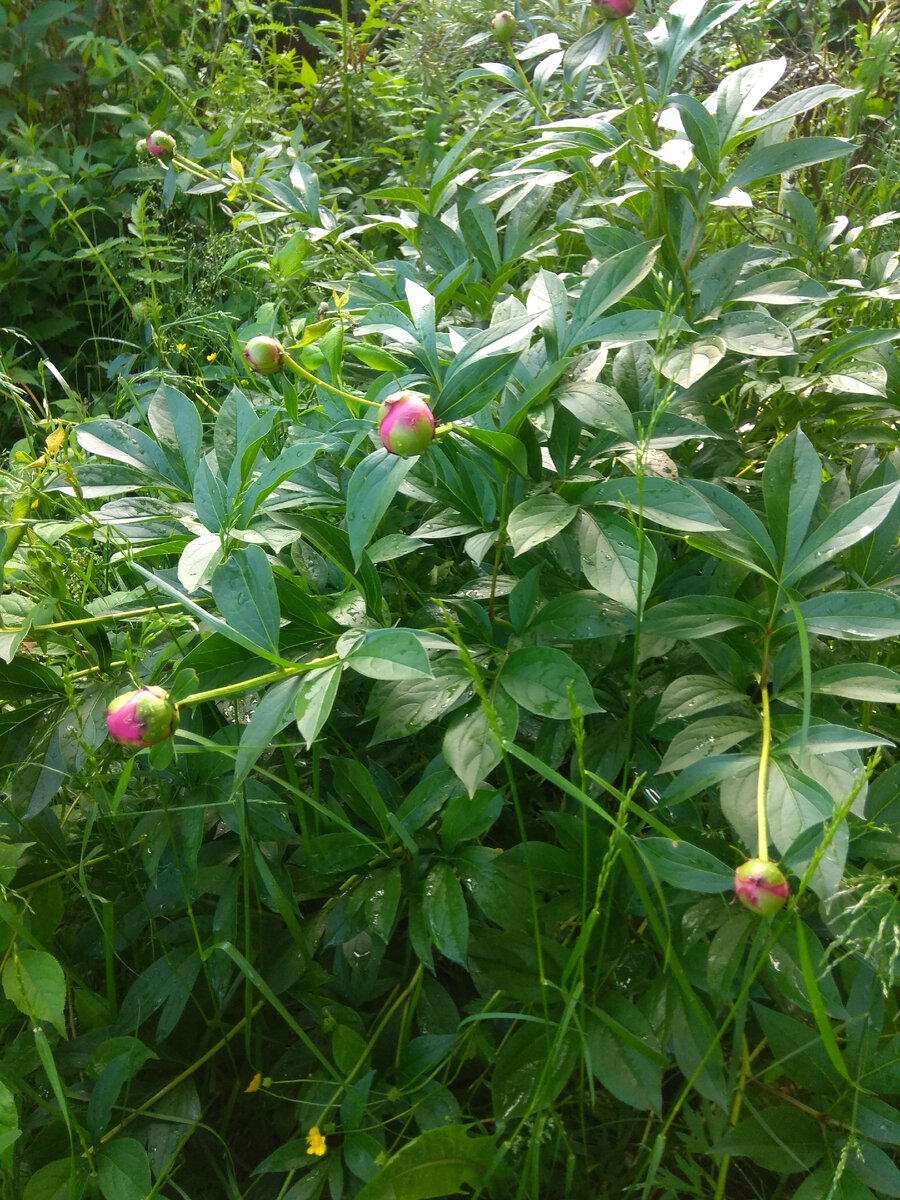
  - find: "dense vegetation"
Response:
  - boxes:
[1,0,899,1196]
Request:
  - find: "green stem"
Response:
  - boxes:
[98,1000,265,1147]
[282,353,379,408]
[177,656,339,710]
[0,601,192,635]
[620,19,657,148]
[507,46,552,123]
[756,681,772,862]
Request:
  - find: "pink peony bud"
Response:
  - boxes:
[243,335,285,375]
[378,391,435,457]
[146,130,177,159]
[734,859,789,916]
[593,0,636,17]
[106,686,179,748]
[491,10,516,42]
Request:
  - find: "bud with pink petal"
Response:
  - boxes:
[491,10,516,42]
[146,130,177,159]
[106,686,179,748]
[734,859,789,916]
[243,335,285,375]
[378,391,435,457]
[593,0,636,17]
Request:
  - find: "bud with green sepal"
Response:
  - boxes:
[378,391,435,457]
[106,686,179,749]
[243,335,285,375]
[734,859,789,916]
[491,10,516,42]
[147,130,177,159]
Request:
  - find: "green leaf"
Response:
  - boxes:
[499,646,601,719]
[763,427,821,571]
[443,691,518,797]
[0,1078,20,1156]
[711,1106,824,1173]
[346,450,417,567]
[685,478,778,574]
[795,913,854,1086]
[96,1139,152,1200]
[808,664,900,703]
[147,383,203,482]
[714,57,786,147]
[670,991,727,1107]
[659,716,758,772]
[234,677,302,789]
[731,130,854,184]
[639,837,734,893]
[441,790,504,851]
[577,512,656,612]
[23,1159,84,1200]
[585,996,664,1111]
[742,84,858,137]
[451,426,527,475]
[703,310,795,356]
[211,546,281,655]
[655,675,750,723]
[707,913,754,1006]
[794,1168,877,1200]
[642,596,761,640]
[492,1023,578,1119]
[507,495,578,556]
[370,659,472,744]
[344,629,432,680]
[585,477,725,532]
[851,1142,900,1196]
[557,381,636,439]
[422,863,469,967]
[353,1125,494,1200]
[671,93,721,177]
[567,241,661,348]
[785,481,900,583]
[76,418,187,491]
[792,590,900,641]
[2,949,66,1035]
[562,24,613,82]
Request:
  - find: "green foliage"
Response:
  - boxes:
[1,0,899,1197]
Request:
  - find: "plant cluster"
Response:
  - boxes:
[0,0,899,1198]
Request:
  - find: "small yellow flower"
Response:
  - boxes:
[176,342,186,351]
[244,1072,262,1094]
[206,351,217,362]
[306,1126,327,1156]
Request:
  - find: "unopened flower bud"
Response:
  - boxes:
[146,129,177,159]
[135,137,149,155]
[734,859,789,916]
[243,335,285,375]
[378,391,435,457]
[106,686,178,748]
[593,0,636,17]
[491,10,516,42]
[131,299,152,322]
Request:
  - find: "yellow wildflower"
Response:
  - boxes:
[244,1072,262,1094]
[176,342,186,351]
[206,351,217,362]
[306,1126,327,1156]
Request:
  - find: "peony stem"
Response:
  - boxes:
[177,656,339,710]
[756,683,772,862]
[282,353,380,407]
